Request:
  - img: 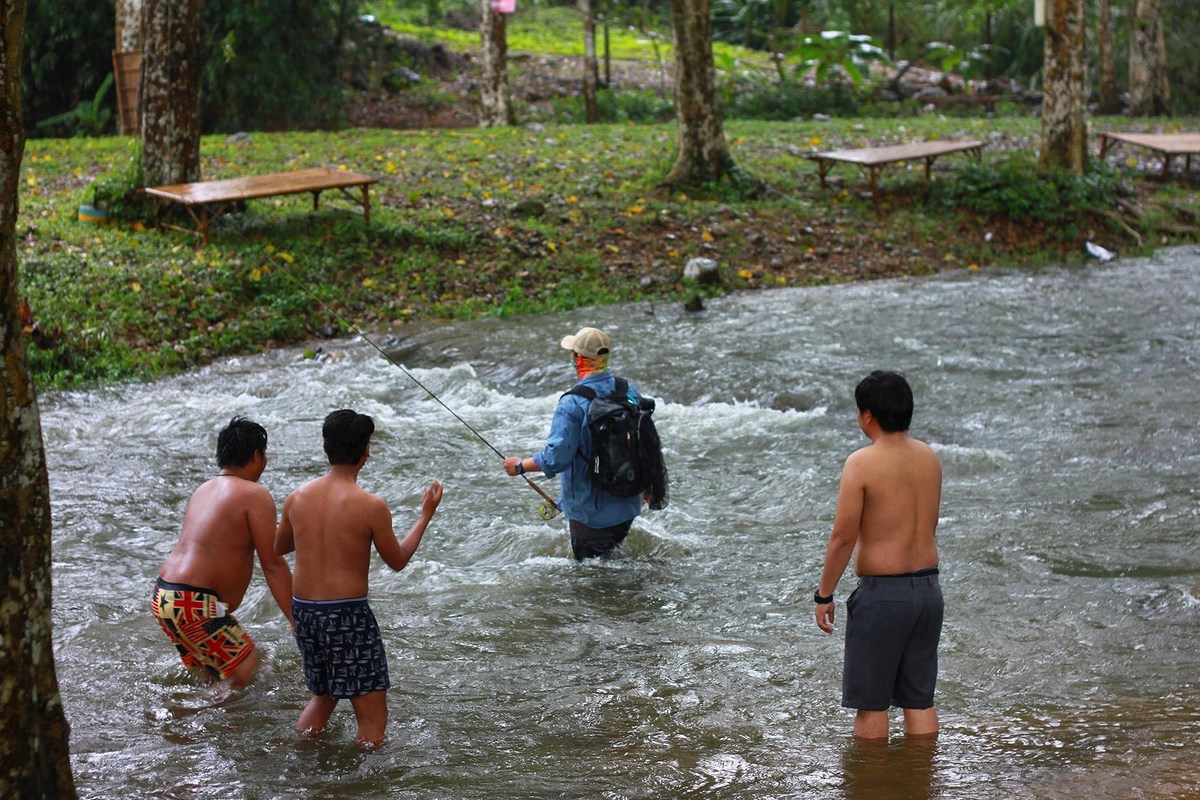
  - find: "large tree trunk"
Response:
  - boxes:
[115,0,143,51]
[1097,0,1120,114]
[1040,0,1088,174]
[1,2,79,797]
[580,0,598,123]
[139,0,201,186]
[478,0,513,127]
[114,0,144,135]
[661,0,736,187]
[1128,0,1170,116]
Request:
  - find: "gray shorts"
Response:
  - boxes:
[842,569,943,711]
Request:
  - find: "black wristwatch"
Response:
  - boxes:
[813,590,834,604]
[515,460,526,475]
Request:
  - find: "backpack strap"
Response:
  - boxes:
[564,384,596,401]
[563,376,627,401]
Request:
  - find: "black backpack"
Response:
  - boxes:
[566,377,669,510]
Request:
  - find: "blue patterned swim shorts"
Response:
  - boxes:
[292,597,391,699]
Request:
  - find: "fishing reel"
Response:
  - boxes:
[538,502,559,521]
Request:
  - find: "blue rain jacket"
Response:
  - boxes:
[532,372,644,528]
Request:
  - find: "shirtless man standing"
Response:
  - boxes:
[814,371,944,739]
[152,417,294,689]
[275,409,442,748]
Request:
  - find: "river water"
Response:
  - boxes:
[44,248,1199,799]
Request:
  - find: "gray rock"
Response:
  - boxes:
[683,257,721,285]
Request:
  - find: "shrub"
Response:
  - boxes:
[88,144,155,222]
[931,153,1131,230]
[543,89,675,124]
[720,77,862,120]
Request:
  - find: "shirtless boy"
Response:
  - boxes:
[275,409,443,748]
[152,417,294,689]
[814,371,944,739]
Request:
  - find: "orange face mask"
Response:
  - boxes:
[574,352,609,380]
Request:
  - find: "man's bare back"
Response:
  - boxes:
[277,470,399,600]
[843,433,941,577]
[276,466,443,601]
[160,467,279,611]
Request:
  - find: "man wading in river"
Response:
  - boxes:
[814,371,944,738]
[152,417,295,690]
[503,326,646,560]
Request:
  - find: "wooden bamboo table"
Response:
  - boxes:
[809,140,986,201]
[1098,132,1200,178]
[145,167,378,244]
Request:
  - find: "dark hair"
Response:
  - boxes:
[216,416,268,468]
[323,409,375,465]
[854,371,914,433]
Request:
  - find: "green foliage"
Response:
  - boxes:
[201,1,364,132]
[925,41,999,80]
[931,153,1131,229]
[720,76,862,119]
[788,31,891,90]
[35,74,114,138]
[23,0,365,135]
[712,0,798,50]
[88,142,155,222]
[21,0,116,133]
[543,89,675,124]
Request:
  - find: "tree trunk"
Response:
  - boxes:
[581,0,598,123]
[478,0,513,127]
[887,2,896,60]
[603,16,610,87]
[139,0,201,186]
[1097,0,1120,114]
[661,0,736,187]
[1128,0,1170,116]
[1040,0,1088,174]
[115,0,143,51]
[1,2,79,797]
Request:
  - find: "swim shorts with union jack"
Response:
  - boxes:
[151,577,255,680]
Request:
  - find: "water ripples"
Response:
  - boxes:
[44,248,1200,799]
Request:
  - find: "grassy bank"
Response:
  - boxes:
[18,115,1200,389]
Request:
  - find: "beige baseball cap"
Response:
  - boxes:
[560,326,612,358]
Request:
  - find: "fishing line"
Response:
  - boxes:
[272,260,559,517]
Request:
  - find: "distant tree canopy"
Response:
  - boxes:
[201,0,364,132]
[23,0,364,135]
[19,0,1200,133]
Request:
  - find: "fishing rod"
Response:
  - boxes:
[272,260,560,518]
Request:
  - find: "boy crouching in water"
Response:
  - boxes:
[275,409,442,747]
[152,416,293,690]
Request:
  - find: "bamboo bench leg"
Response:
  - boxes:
[817,160,832,189]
